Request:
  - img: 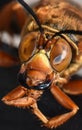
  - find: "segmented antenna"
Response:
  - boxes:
[17,0,43,33]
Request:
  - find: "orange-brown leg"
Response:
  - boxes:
[2,86,35,107]
[28,84,79,128]
[2,86,48,124]
[31,103,48,124]
[0,51,19,67]
[44,84,79,128]
[2,85,79,128]
[62,80,82,95]
[0,1,26,33]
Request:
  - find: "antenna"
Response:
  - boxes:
[17,0,43,33]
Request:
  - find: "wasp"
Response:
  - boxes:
[1,0,82,128]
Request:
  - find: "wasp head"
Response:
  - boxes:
[17,0,77,90]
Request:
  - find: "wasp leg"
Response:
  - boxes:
[2,85,47,122]
[31,103,48,124]
[62,80,82,95]
[29,84,79,128]
[0,1,26,33]
[2,86,35,108]
[44,85,79,128]
[0,51,19,67]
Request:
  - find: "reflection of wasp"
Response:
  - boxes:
[2,0,82,128]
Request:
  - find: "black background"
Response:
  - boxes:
[0,0,82,130]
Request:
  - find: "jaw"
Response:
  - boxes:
[26,69,47,87]
[26,69,54,90]
[19,52,54,89]
[18,66,54,90]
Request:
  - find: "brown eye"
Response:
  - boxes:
[50,38,72,72]
[19,32,38,62]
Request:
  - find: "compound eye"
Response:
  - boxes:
[50,38,72,72]
[19,32,38,62]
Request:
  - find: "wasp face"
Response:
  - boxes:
[18,30,72,90]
